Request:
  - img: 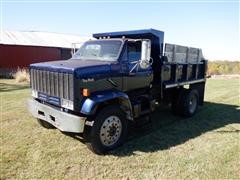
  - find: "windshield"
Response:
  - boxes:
[72,40,123,61]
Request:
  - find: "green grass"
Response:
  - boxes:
[1,79,239,179]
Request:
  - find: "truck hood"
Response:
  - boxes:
[30,59,121,79]
[30,59,114,71]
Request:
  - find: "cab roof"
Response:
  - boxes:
[93,29,164,57]
[93,29,164,39]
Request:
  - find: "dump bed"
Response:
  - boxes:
[161,43,207,89]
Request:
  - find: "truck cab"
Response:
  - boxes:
[27,29,207,154]
[72,38,153,92]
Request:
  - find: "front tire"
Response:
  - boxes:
[85,105,128,155]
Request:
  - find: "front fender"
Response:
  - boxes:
[80,90,132,118]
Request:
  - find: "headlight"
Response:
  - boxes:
[31,90,38,98]
[61,99,74,110]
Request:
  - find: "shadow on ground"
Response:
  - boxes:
[0,82,30,92]
[66,101,239,156]
[110,101,239,156]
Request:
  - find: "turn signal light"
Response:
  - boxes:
[82,88,91,97]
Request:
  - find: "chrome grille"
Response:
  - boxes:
[30,69,74,101]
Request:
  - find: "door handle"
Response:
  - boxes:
[128,72,136,76]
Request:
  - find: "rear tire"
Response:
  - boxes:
[84,105,128,155]
[172,89,199,117]
[37,119,55,129]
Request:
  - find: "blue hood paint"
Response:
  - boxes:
[30,59,121,79]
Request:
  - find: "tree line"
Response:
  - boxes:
[207,61,240,75]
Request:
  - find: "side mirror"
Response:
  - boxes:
[140,40,151,69]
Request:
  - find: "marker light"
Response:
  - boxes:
[82,88,91,97]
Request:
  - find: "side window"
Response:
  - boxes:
[127,41,141,62]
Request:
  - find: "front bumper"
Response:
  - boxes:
[27,99,86,133]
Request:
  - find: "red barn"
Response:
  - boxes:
[0,31,90,77]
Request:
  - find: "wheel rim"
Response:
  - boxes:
[100,115,122,147]
[189,94,197,114]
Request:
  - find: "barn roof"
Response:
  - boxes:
[0,30,91,48]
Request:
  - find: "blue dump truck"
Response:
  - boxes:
[27,29,207,154]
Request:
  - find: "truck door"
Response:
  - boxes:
[122,41,153,91]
